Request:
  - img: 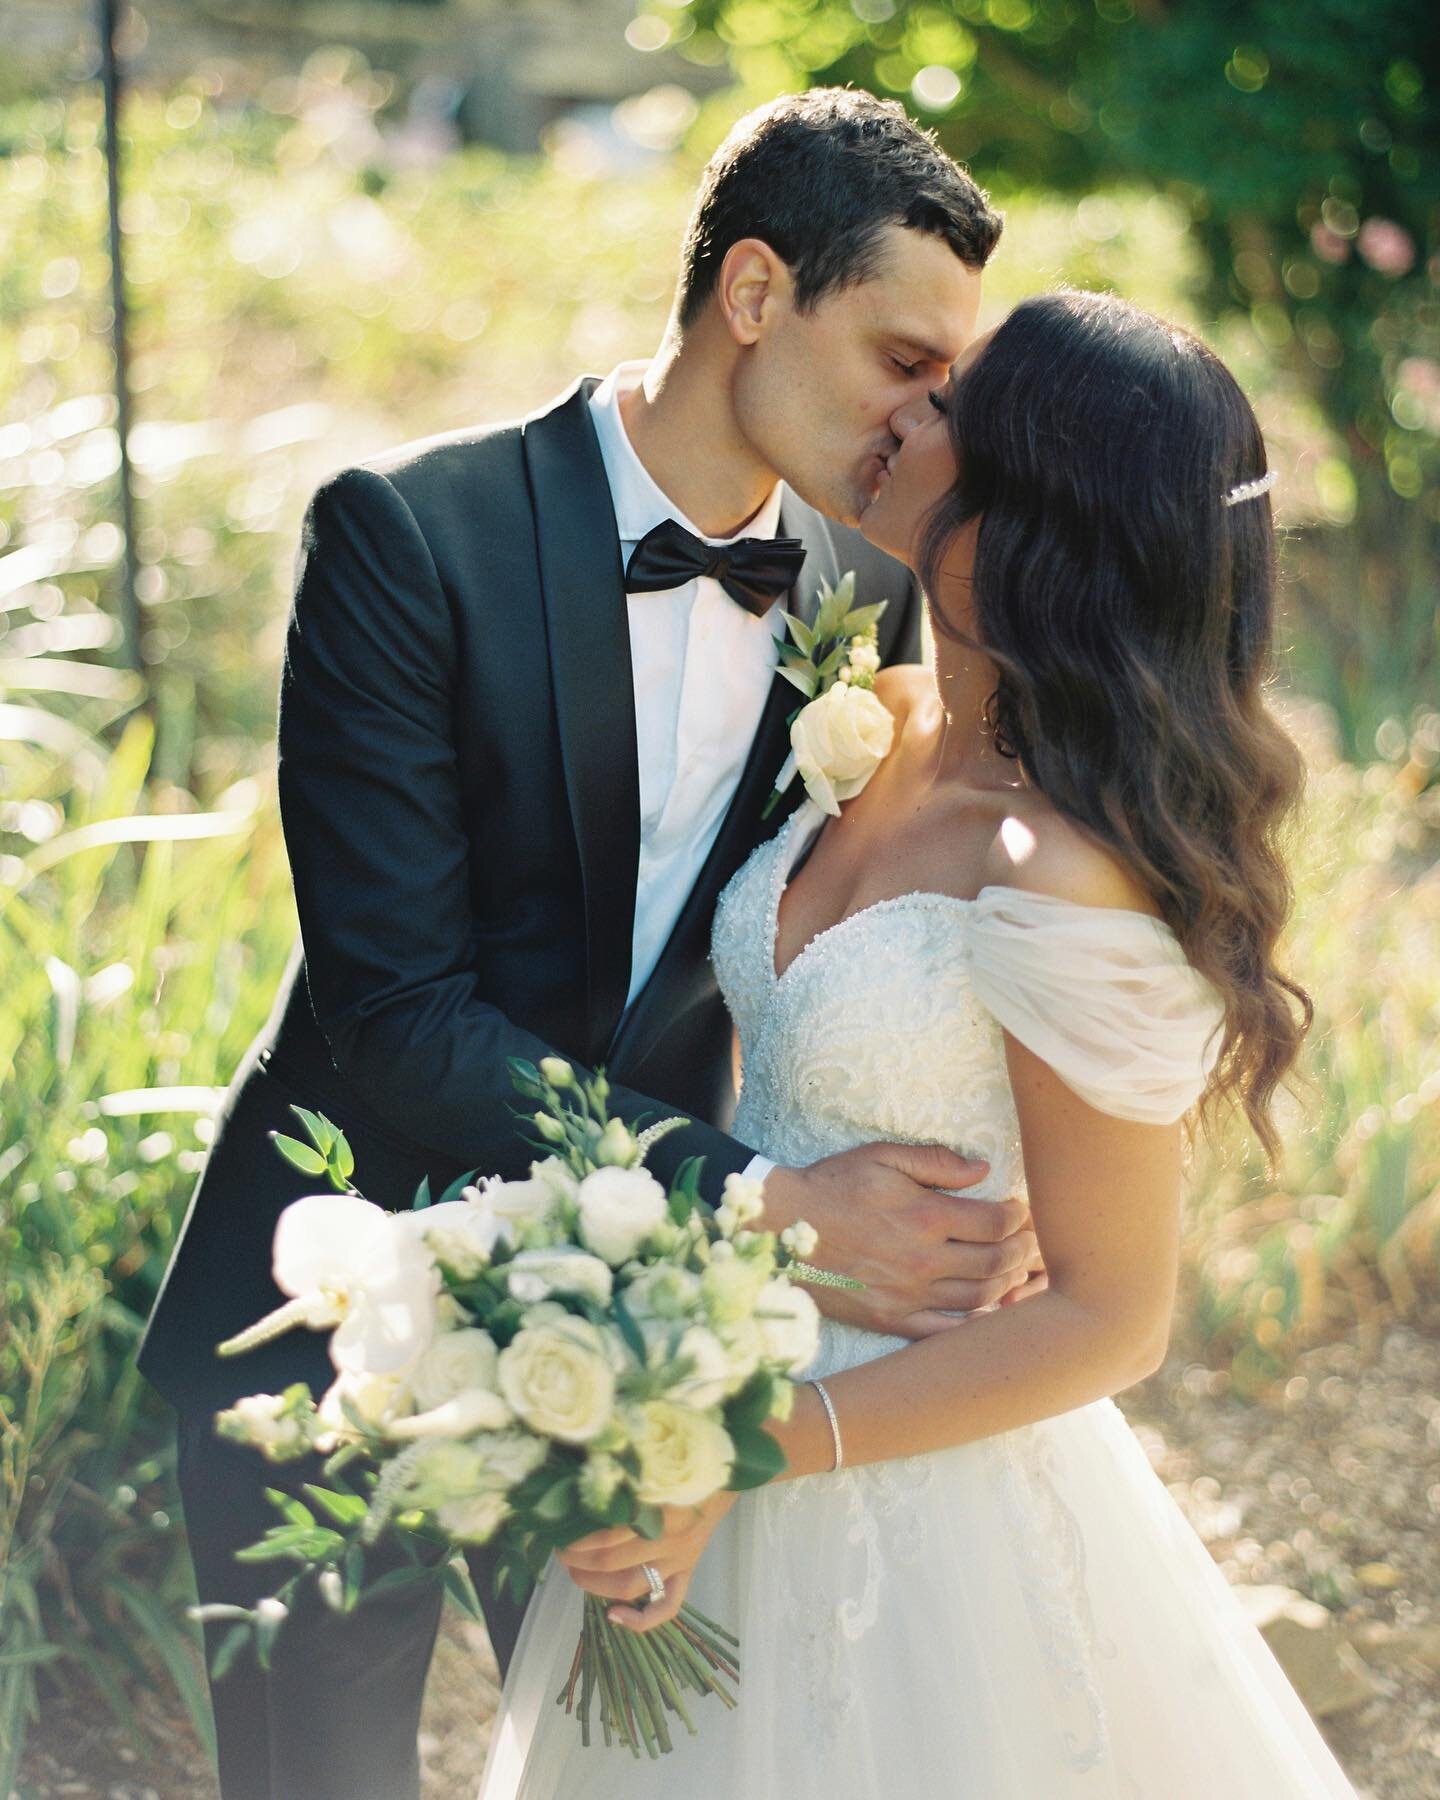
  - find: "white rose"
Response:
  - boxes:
[402,1437,491,1508]
[408,1328,501,1412]
[215,1391,316,1461]
[789,681,895,817]
[622,1263,701,1321]
[631,1401,734,1507]
[715,1316,764,1389]
[408,1200,501,1278]
[506,1246,614,1308]
[315,1369,410,1446]
[755,1277,821,1375]
[665,1325,734,1410]
[498,1317,617,1443]
[471,1426,549,1489]
[436,1491,510,1543]
[480,1173,561,1241]
[700,1252,771,1325]
[530,1156,580,1207]
[576,1166,669,1266]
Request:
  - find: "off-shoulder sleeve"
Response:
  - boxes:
[964,887,1225,1124]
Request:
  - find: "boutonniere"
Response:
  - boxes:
[762,571,895,819]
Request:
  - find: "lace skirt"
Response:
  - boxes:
[477,1323,1355,1799]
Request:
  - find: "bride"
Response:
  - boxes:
[478,290,1355,1797]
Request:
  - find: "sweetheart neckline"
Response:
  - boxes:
[768,804,982,986]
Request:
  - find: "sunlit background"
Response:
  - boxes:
[2,1,1437,1795]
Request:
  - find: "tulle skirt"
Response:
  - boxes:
[477,1384,1355,1797]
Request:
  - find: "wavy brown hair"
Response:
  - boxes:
[920,289,1310,1158]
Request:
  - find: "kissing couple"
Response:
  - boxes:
[141,86,1354,1800]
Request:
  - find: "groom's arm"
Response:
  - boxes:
[276,465,747,1197]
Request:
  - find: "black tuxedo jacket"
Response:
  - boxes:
[139,376,922,1411]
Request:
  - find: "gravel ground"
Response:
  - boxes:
[20,1311,1439,1799]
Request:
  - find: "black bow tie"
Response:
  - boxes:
[624,518,807,617]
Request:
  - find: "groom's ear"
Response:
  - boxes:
[718,238,790,344]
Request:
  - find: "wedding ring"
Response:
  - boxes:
[640,1562,666,1605]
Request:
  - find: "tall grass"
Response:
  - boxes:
[0,701,294,1783]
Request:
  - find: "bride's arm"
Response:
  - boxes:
[560,1044,1182,1630]
[766,1034,1181,1477]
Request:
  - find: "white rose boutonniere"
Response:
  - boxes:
[764,571,894,819]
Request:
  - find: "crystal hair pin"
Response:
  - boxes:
[1222,469,1277,507]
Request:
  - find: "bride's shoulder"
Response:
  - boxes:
[872,663,932,724]
[979,798,1161,920]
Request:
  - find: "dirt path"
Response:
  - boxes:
[22,1314,1439,1798]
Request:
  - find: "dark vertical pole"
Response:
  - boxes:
[98,0,147,690]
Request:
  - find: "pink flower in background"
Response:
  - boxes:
[1356,217,1416,277]
[1310,222,1351,264]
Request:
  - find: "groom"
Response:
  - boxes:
[140,88,1021,1798]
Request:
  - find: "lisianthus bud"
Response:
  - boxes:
[539,1057,574,1088]
[594,1118,636,1168]
[534,1112,567,1144]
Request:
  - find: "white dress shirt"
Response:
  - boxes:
[589,361,781,1182]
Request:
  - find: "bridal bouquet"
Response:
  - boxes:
[204,1059,847,1758]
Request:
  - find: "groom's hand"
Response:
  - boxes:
[761,1145,1040,1339]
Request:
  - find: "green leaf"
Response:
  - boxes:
[815,642,848,682]
[359,1564,443,1604]
[726,1424,787,1490]
[329,1131,355,1183]
[412,1174,433,1211]
[533,1474,578,1522]
[776,664,817,698]
[209,1621,253,1685]
[667,1153,705,1225]
[288,1104,335,1155]
[775,638,812,666]
[265,1488,316,1529]
[443,1558,486,1622]
[437,1165,483,1207]
[841,601,887,636]
[302,1484,369,1528]
[507,1056,544,1100]
[609,1290,648,1367]
[780,610,815,657]
[723,1371,775,1434]
[270,1133,327,1176]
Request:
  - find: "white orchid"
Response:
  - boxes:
[217,1193,440,1375]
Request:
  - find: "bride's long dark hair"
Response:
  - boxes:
[920,288,1310,1158]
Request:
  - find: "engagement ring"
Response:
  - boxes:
[641,1562,666,1605]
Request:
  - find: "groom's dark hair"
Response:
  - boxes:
[676,87,1002,330]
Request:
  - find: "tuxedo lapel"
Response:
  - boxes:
[607,488,838,1065]
[521,378,639,1059]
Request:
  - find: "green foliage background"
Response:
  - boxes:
[0,30,1437,1787]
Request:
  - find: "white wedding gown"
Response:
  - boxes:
[478,799,1356,1798]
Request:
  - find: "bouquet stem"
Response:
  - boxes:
[557,1595,741,1758]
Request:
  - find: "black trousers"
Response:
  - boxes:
[175,1411,527,1800]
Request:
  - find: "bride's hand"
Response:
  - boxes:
[556,1490,739,1633]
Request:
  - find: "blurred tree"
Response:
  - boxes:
[643,0,1439,735]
